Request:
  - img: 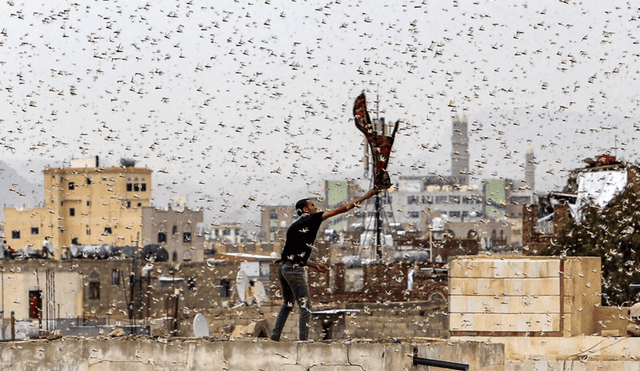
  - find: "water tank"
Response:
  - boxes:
[120,158,136,167]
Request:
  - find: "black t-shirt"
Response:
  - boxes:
[280,212,324,265]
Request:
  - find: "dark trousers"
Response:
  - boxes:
[270,262,311,341]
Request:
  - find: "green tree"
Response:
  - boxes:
[540,186,640,306]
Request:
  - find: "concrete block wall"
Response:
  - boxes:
[454,336,640,371]
[0,338,504,371]
[450,256,562,335]
[449,256,601,336]
[562,257,602,336]
[3,334,640,371]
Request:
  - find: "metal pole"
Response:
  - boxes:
[375,192,382,260]
[1,264,4,337]
[413,356,469,371]
[429,225,433,263]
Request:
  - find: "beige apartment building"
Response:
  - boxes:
[4,157,152,258]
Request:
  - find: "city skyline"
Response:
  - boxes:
[1,0,639,226]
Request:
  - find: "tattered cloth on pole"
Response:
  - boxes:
[353,92,398,190]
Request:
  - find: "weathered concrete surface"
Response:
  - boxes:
[0,337,501,371]
[454,336,640,371]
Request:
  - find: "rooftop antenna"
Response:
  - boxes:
[371,84,383,260]
[376,84,380,122]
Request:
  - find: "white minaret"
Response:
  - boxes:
[525,145,535,192]
[451,115,470,186]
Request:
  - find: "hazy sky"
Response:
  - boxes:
[1,0,639,224]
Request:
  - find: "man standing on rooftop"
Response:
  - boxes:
[269,187,379,341]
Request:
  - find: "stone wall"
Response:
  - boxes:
[454,336,640,371]
[3,336,640,371]
[449,256,601,337]
[0,338,503,371]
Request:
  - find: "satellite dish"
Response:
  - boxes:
[192,313,209,338]
[253,281,267,306]
[236,270,249,303]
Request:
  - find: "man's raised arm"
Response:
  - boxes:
[321,188,378,220]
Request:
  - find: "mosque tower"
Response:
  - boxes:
[525,145,536,192]
[451,115,470,186]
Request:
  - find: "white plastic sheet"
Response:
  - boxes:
[569,170,627,223]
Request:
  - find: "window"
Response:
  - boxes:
[183,225,192,243]
[68,181,75,190]
[220,279,230,297]
[188,277,196,291]
[450,211,461,218]
[11,230,20,239]
[223,229,231,236]
[269,211,278,220]
[86,226,91,235]
[103,227,112,235]
[450,196,461,204]
[407,195,419,205]
[89,272,100,300]
[158,231,167,243]
[422,196,433,204]
[435,196,448,204]
[408,211,420,219]
[125,201,131,208]
[126,183,133,192]
[86,177,92,185]
[172,225,178,235]
[112,269,121,285]
[172,251,178,262]
[86,200,91,206]
[71,237,78,245]
[70,208,75,216]
[183,251,192,261]
[133,183,140,192]
[141,183,147,192]
[31,227,39,235]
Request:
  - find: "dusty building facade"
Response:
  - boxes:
[0,269,83,321]
[0,259,242,326]
[141,207,205,262]
[207,223,242,245]
[4,157,152,257]
[259,205,296,243]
